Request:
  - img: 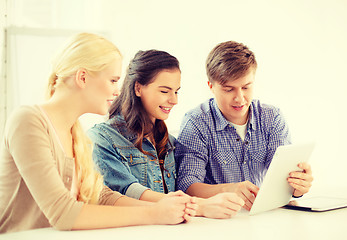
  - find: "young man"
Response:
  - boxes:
[175,41,313,211]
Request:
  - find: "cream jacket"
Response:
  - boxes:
[0,105,122,233]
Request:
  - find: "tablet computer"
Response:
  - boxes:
[249,142,316,215]
[284,196,347,212]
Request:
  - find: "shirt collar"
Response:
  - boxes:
[211,98,256,131]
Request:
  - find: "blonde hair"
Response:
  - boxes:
[47,32,121,204]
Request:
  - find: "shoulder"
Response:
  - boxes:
[185,99,213,118]
[251,99,282,119]
[181,99,214,127]
[88,118,135,147]
[251,100,288,133]
[7,105,42,121]
[5,105,46,132]
[3,105,50,146]
[88,121,118,141]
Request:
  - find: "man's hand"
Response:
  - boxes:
[221,181,259,211]
[288,162,313,197]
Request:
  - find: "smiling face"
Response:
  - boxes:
[209,69,255,125]
[85,55,122,115]
[135,68,181,123]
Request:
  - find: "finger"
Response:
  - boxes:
[289,182,309,194]
[298,162,312,174]
[186,202,198,211]
[289,163,312,176]
[241,190,256,205]
[183,213,191,222]
[239,195,253,211]
[288,177,312,188]
[172,195,193,205]
[184,207,196,217]
[288,172,313,183]
[243,203,252,211]
[245,181,260,196]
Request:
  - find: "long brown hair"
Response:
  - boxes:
[109,50,179,160]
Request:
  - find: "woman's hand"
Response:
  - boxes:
[152,190,198,224]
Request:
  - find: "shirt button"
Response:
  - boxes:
[243,161,246,164]
[167,173,171,178]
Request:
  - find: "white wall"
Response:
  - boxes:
[3,0,347,191]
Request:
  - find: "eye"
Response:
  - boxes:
[111,79,118,84]
[160,91,168,94]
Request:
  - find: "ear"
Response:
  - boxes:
[134,81,142,97]
[207,81,215,94]
[207,81,213,90]
[75,68,88,89]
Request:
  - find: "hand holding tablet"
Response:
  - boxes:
[249,142,316,215]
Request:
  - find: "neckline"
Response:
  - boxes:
[36,105,73,159]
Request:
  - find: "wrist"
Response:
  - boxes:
[292,190,303,198]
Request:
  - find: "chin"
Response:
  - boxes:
[161,115,170,121]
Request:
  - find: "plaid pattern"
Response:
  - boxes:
[175,98,291,192]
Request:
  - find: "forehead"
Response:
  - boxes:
[149,69,181,87]
[103,57,122,74]
[220,70,255,87]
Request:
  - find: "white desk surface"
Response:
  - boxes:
[2,185,347,240]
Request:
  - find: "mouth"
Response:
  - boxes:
[160,106,172,114]
[232,105,244,111]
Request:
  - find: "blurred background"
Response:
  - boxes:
[1,0,346,192]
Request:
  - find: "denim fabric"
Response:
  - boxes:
[88,114,176,199]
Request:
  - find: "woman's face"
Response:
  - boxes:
[135,68,181,123]
[85,55,122,115]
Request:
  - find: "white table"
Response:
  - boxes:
[2,204,347,240]
[2,184,347,240]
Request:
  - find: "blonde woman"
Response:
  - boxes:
[0,33,197,233]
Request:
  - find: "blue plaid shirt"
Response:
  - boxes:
[175,98,291,192]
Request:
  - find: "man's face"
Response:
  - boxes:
[208,69,255,125]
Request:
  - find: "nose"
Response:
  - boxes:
[113,87,120,97]
[168,92,178,105]
[234,88,243,102]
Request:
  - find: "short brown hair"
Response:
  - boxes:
[206,41,257,84]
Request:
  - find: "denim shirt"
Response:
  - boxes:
[88,114,176,199]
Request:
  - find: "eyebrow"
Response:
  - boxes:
[222,82,253,88]
[159,86,181,91]
[112,76,121,80]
